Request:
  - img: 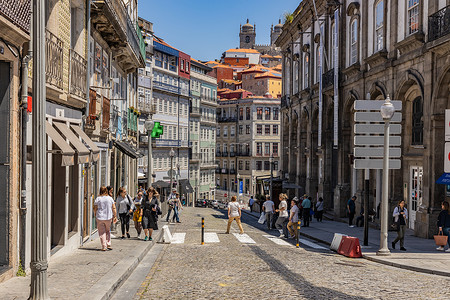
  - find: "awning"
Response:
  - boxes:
[46,121,75,166]
[138,172,146,179]
[179,179,193,193]
[282,181,304,191]
[152,180,170,188]
[70,125,101,162]
[53,122,90,164]
[114,140,142,159]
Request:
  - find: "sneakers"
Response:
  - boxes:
[349,225,356,228]
[126,233,130,238]
[400,247,407,251]
[445,248,450,253]
[437,246,444,251]
[279,234,285,238]
[149,237,153,241]
[144,236,148,241]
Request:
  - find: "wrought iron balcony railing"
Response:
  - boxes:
[429,5,450,42]
[46,30,64,89]
[218,116,237,123]
[69,49,87,99]
[153,80,179,94]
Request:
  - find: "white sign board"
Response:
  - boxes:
[445,142,450,173]
[354,147,401,158]
[354,124,402,134]
[354,112,402,123]
[446,110,450,142]
[354,136,402,146]
[354,159,401,169]
[354,100,402,111]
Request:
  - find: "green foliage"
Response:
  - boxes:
[16,260,26,277]
[283,11,294,24]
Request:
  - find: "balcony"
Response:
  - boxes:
[216,151,222,157]
[221,168,229,174]
[153,80,179,94]
[322,68,334,89]
[222,151,228,157]
[190,107,201,116]
[238,150,251,157]
[91,0,145,73]
[154,139,190,147]
[229,168,236,174]
[200,115,216,124]
[218,116,237,123]
[46,29,63,90]
[190,153,201,162]
[215,168,221,174]
[429,6,450,42]
[229,151,236,157]
[69,49,87,99]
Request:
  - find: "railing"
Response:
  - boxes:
[190,107,201,115]
[0,0,31,33]
[190,153,201,160]
[102,97,110,131]
[323,68,334,88]
[429,6,450,42]
[218,116,237,123]
[221,168,229,174]
[229,168,236,174]
[46,30,64,89]
[153,80,179,94]
[238,151,251,156]
[222,151,228,157]
[154,139,189,147]
[215,168,221,174]
[230,152,236,157]
[200,116,216,123]
[216,151,222,157]
[69,49,87,99]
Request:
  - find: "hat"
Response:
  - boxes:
[293,197,298,201]
[303,194,308,198]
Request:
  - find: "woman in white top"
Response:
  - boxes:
[275,193,289,238]
[392,200,408,251]
[94,186,117,251]
[225,196,244,234]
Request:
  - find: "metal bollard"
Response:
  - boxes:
[296,221,300,248]
[201,217,204,245]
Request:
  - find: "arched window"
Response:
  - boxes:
[412,96,423,145]
[350,19,358,65]
[375,0,384,52]
[304,54,309,89]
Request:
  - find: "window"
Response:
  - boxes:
[238,160,243,170]
[239,107,243,120]
[304,54,309,89]
[273,108,279,120]
[246,107,251,120]
[350,19,358,65]
[224,126,228,137]
[273,143,278,155]
[274,161,278,171]
[246,125,251,134]
[217,127,220,136]
[239,125,243,135]
[375,1,384,52]
[256,143,262,155]
[408,0,419,35]
[257,107,263,120]
[273,125,279,135]
[265,107,271,120]
[245,161,250,170]
[256,161,262,170]
[264,143,270,155]
[231,126,235,136]
[265,125,270,135]
[257,125,262,135]
[264,161,270,171]
[412,96,423,145]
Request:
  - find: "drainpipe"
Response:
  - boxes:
[20,40,32,272]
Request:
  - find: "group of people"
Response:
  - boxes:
[93,186,162,251]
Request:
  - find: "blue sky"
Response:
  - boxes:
[138,0,300,61]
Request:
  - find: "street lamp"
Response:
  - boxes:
[169,148,175,194]
[377,95,395,256]
[270,155,274,201]
[144,118,154,189]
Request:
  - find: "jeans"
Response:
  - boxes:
[275,216,288,235]
[348,212,355,226]
[226,216,244,234]
[119,213,130,236]
[443,227,450,247]
[302,208,310,227]
[166,207,173,221]
[172,206,180,222]
[97,219,112,250]
[393,224,406,247]
[316,210,323,222]
[265,211,274,229]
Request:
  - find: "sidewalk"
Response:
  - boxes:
[242,209,450,277]
[0,228,163,299]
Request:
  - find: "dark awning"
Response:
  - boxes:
[114,140,142,159]
[152,180,170,188]
[179,179,193,193]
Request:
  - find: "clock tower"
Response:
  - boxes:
[239,19,256,49]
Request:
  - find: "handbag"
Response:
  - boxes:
[258,212,266,224]
[434,229,448,246]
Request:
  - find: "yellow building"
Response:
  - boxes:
[254,72,282,98]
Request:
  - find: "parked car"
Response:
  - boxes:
[218,201,228,209]
[196,199,207,207]
[211,200,219,208]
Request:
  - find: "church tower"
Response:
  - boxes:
[271,19,283,45]
[239,19,256,49]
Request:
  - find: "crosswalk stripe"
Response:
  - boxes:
[171,233,186,244]
[232,233,256,244]
[263,235,292,246]
[299,239,327,249]
[204,232,220,243]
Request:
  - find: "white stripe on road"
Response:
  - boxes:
[232,233,256,244]
[204,232,220,243]
[263,235,292,246]
[300,239,327,249]
[171,233,186,244]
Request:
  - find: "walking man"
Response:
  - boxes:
[263,195,275,230]
[249,196,255,212]
[301,195,311,227]
[347,196,356,227]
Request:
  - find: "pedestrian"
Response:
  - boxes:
[133,191,144,238]
[436,201,450,252]
[287,197,299,238]
[392,200,408,251]
[181,194,186,206]
[93,186,117,251]
[275,193,289,238]
[301,195,311,227]
[315,197,324,222]
[249,196,255,212]
[225,196,244,234]
[356,206,364,227]
[171,192,182,223]
[141,187,160,241]
[262,195,275,230]
[347,196,356,227]
[166,189,177,222]
[116,187,134,239]
[308,196,313,222]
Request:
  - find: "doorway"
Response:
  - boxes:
[51,154,66,249]
[409,166,423,229]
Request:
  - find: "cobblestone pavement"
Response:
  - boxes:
[135,207,450,300]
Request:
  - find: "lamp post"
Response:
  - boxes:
[270,155,274,201]
[169,148,175,194]
[176,163,180,196]
[144,118,154,189]
[377,96,395,256]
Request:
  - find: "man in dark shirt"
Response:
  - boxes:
[347,196,356,227]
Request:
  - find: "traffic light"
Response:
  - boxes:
[151,122,163,138]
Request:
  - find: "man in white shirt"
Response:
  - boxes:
[262,195,275,230]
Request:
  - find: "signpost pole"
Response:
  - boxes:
[363,169,369,246]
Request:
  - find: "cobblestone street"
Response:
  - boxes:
[135,207,450,300]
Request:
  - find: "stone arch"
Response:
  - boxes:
[369,81,387,99]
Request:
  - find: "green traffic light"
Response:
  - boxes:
[151,122,163,138]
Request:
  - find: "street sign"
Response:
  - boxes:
[445,143,450,173]
[354,136,401,146]
[446,110,450,142]
[354,159,401,169]
[436,173,450,184]
[167,169,174,177]
[354,112,402,123]
[354,147,401,158]
[354,100,402,111]
[354,124,402,134]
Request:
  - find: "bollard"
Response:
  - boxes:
[201,217,204,245]
[296,221,300,248]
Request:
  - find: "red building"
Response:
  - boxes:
[178,51,191,79]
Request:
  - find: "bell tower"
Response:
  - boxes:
[239,19,256,49]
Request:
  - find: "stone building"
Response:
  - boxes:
[239,18,283,56]
[277,0,450,238]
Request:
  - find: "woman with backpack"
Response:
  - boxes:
[392,200,408,251]
[141,187,160,241]
[116,187,134,239]
[436,201,450,252]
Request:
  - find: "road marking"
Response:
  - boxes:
[300,239,327,249]
[171,233,186,244]
[204,232,220,243]
[263,235,292,246]
[233,233,256,244]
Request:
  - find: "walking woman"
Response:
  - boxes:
[133,191,144,238]
[93,186,117,251]
[116,187,134,239]
[316,197,324,222]
[392,200,408,251]
[437,201,450,252]
[141,187,160,241]
[225,196,244,234]
[275,193,288,238]
[172,193,182,223]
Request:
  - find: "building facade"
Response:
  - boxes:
[277,0,450,238]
